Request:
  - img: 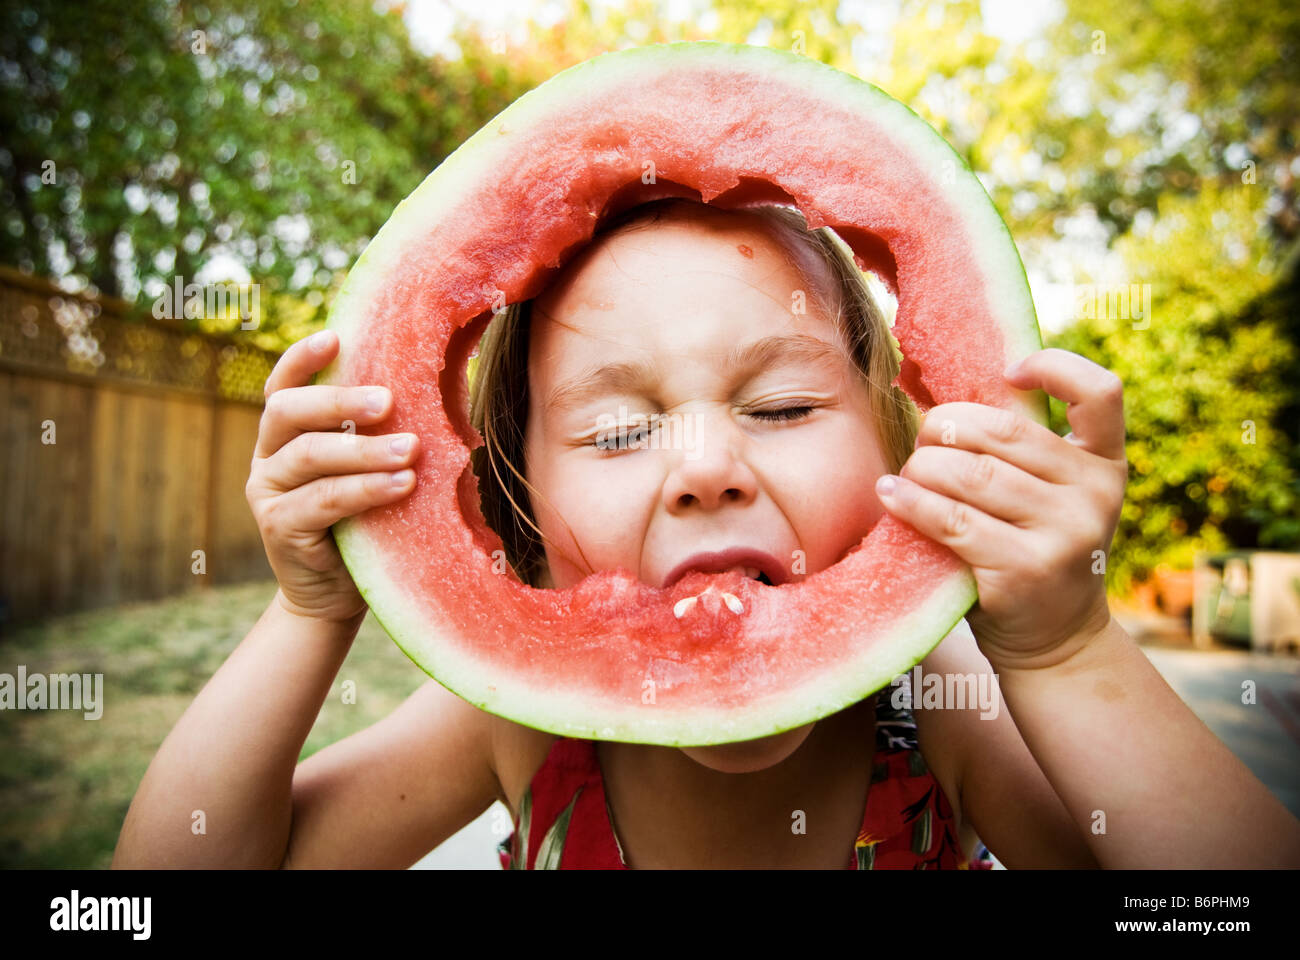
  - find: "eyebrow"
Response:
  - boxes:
[542,333,848,415]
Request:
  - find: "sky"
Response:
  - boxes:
[399,0,1064,58]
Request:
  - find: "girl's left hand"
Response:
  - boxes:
[875,347,1129,671]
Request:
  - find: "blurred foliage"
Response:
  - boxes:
[1032,0,1299,240]
[1050,184,1299,594]
[2,0,1296,591]
[0,0,530,348]
[1031,0,1300,592]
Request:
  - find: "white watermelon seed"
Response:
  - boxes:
[673,586,745,618]
[673,596,699,618]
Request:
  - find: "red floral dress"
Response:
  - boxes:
[498,694,995,869]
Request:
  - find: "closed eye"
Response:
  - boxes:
[590,406,816,452]
[749,405,815,422]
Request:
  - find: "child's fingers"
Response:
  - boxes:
[265,469,416,536]
[255,384,392,458]
[914,401,1081,487]
[259,431,419,493]
[875,472,1024,571]
[900,444,1052,528]
[263,329,339,398]
[1004,348,1126,461]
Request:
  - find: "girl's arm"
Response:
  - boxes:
[876,347,1300,867]
[916,622,1099,868]
[113,329,491,868]
[990,615,1300,868]
[113,594,503,869]
[277,675,501,869]
[113,594,365,867]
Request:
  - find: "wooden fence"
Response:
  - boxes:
[0,266,281,626]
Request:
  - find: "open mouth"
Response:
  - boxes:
[713,567,774,585]
[663,553,786,590]
[727,566,774,585]
[688,568,773,584]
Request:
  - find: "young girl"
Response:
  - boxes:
[114,197,1300,870]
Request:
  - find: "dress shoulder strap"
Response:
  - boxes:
[873,676,922,753]
[854,690,967,869]
[498,738,624,870]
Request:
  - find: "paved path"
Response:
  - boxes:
[1138,645,1300,818]
[412,641,1300,869]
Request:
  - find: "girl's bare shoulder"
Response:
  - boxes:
[282,677,504,867]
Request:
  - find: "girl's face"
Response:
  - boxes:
[523,205,894,772]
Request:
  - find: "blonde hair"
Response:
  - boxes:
[468,197,920,587]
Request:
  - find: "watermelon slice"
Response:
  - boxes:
[320,41,1046,746]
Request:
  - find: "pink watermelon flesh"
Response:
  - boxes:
[321,41,1047,746]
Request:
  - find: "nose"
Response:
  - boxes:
[661,410,758,513]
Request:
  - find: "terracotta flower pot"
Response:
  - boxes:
[1154,566,1196,618]
[1129,579,1159,613]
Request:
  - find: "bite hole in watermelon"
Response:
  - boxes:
[453,180,907,593]
[321,41,1048,746]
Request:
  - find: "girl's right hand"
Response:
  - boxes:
[245,329,419,624]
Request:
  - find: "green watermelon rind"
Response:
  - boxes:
[321,41,1042,745]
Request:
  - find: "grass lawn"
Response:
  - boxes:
[0,580,426,868]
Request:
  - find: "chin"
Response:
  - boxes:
[678,722,815,773]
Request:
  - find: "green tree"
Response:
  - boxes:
[0,0,523,349]
[1049,183,1299,594]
